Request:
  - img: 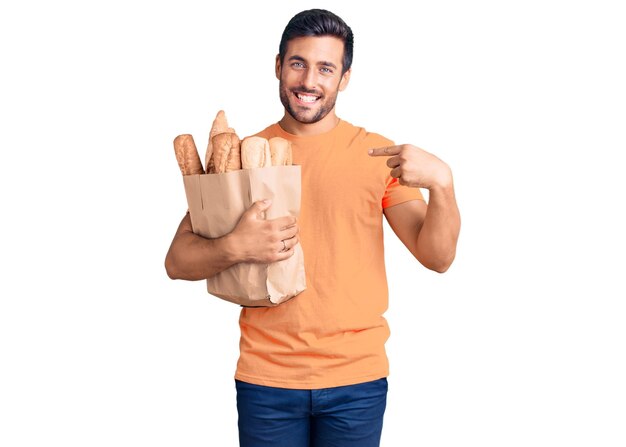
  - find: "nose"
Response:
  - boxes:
[301,68,318,90]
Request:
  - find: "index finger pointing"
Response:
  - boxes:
[368,146,401,157]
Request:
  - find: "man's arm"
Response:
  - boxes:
[370,144,461,273]
[165,199,299,281]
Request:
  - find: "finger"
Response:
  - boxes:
[279,234,299,253]
[248,199,272,218]
[390,166,402,179]
[278,224,298,241]
[368,146,401,157]
[273,215,297,230]
[277,239,287,253]
[285,234,299,250]
[386,155,400,169]
[275,245,295,261]
[276,235,298,253]
[275,226,299,241]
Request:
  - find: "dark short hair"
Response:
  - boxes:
[279,9,354,74]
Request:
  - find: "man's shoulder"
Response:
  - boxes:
[341,120,394,147]
[251,123,280,139]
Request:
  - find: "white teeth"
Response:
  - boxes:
[296,93,318,103]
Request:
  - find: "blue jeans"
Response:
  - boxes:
[235,378,388,447]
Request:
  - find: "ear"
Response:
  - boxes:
[338,68,352,92]
[275,54,282,80]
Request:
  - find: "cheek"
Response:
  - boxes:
[282,69,302,83]
[310,78,333,94]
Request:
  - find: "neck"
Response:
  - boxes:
[278,110,340,136]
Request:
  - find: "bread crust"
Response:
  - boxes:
[173,134,204,175]
[268,137,293,166]
[210,132,241,173]
[205,110,235,173]
[241,136,272,169]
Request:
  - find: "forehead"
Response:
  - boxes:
[284,36,345,65]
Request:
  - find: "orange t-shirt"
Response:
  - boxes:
[234,119,424,389]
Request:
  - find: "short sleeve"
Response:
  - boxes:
[382,175,425,209]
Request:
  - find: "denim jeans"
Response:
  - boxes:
[235,377,388,447]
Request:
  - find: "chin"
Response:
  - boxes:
[294,113,322,124]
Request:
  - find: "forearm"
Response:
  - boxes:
[164,213,242,281]
[415,181,461,273]
[164,205,299,281]
[165,233,238,281]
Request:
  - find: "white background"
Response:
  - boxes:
[1,0,625,446]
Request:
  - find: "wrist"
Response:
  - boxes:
[428,163,453,192]
[221,232,246,264]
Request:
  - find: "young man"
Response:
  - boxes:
[165,9,460,447]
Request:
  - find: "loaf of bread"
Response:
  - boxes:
[205,110,236,173]
[209,132,241,173]
[173,134,204,176]
[175,111,293,176]
[268,137,293,166]
[241,136,272,169]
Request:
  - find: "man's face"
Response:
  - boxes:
[276,36,351,124]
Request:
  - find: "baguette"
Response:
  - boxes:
[241,136,272,169]
[173,134,204,176]
[205,110,236,173]
[209,132,241,173]
[268,137,293,166]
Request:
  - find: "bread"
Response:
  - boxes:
[175,110,293,176]
[209,132,241,173]
[173,134,204,175]
[268,137,293,166]
[241,136,272,169]
[205,110,236,173]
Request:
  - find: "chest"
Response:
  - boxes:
[292,141,385,217]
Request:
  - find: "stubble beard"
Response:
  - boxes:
[279,78,339,124]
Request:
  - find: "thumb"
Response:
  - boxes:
[248,199,272,218]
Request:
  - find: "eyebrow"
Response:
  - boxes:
[288,55,338,70]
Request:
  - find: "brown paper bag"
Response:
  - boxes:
[182,165,306,307]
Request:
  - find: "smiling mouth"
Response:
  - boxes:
[294,92,320,104]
